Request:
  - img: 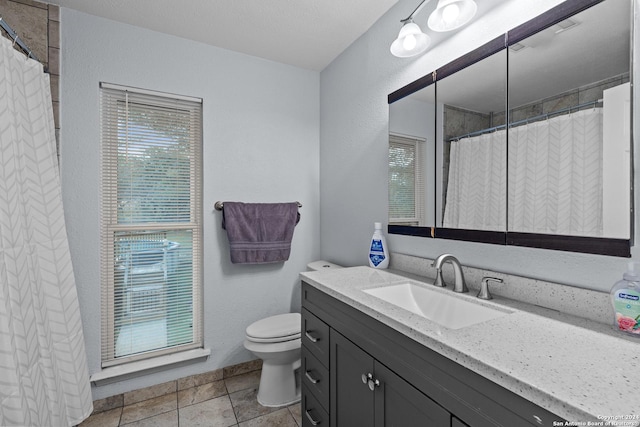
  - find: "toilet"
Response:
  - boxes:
[243,260,342,407]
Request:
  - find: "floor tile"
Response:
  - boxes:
[120,393,177,425]
[178,379,227,408]
[124,380,177,406]
[229,388,279,423]
[179,395,237,427]
[91,394,124,414]
[223,360,262,378]
[288,403,302,426]
[238,408,298,427]
[78,407,122,427]
[225,370,261,394]
[120,410,178,427]
[178,369,224,391]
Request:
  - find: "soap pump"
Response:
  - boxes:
[610,262,640,336]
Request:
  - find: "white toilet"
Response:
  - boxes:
[243,260,342,407]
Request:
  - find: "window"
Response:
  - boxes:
[100,83,203,367]
[389,134,426,226]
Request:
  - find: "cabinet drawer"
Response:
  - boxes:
[302,385,330,427]
[302,348,329,412]
[302,308,329,367]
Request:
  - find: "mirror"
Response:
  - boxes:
[389,83,436,230]
[436,49,507,232]
[507,0,631,239]
[388,0,632,256]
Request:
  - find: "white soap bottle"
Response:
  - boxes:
[368,222,389,269]
[611,262,640,336]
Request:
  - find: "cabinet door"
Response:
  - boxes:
[331,329,375,427]
[374,362,451,427]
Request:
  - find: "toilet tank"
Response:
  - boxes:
[307,260,343,271]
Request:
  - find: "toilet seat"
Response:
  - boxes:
[245,313,301,343]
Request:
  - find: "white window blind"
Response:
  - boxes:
[100,83,203,367]
[389,134,426,226]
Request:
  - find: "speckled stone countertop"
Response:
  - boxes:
[300,266,640,425]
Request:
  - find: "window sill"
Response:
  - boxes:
[90,348,211,386]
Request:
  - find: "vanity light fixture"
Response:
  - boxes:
[390,0,478,58]
[428,0,478,32]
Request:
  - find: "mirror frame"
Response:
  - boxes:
[388,0,633,257]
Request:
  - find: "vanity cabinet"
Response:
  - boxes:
[301,281,564,427]
[331,328,450,426]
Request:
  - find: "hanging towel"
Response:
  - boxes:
[221,202,300,264]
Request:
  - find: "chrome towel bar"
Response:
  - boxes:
[214,201,302,211]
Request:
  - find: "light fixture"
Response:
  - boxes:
[390,0,477,58]
[428,0,478,32]
[390,19,431,58]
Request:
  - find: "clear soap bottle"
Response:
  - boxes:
[611,262,640,336]
[368,222,389,269]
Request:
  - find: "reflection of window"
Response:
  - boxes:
[100,83,202,367]
[389,134,425,226]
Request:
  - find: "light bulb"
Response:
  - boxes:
[442,3,460,23]
[403,34,417,50]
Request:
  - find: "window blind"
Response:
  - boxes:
[100,83,203,367]
[389,134,426,226]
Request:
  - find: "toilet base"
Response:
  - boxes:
[255,362,301,407]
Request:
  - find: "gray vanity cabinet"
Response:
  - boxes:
[301,281,564,427]
[331,328,450,426]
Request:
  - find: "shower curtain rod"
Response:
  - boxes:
[0,16,39,61]
[450,98,603,142]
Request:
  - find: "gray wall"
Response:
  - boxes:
[319,0,640,292]
[60,9,320,400]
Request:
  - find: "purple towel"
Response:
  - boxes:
[221,202,300,264]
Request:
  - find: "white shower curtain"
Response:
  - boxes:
[443,131,507,230]
[508,109,603,236]
[0,36,92,426]
[443,108,603,236]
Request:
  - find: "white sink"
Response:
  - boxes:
[363,282,511,330]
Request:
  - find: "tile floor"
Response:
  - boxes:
[79,361,302,427]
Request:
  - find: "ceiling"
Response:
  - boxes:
[48,0,402,71]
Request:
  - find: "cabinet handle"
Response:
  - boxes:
[361,373,372,384]
[305,370,320,384]
[305,330,319,343]
[305,409,321,426]
[368,378,380,392]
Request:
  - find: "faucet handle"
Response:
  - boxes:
[477,277,503,300]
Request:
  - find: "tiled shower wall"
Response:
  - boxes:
[0,0,60,151]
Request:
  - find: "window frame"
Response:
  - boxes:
[99,82,203,367]
[389,133,426,227]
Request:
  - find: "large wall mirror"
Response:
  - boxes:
[388,0,633,256]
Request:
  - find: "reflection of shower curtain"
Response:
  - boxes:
[509,109,603,236]
[444,132,506,230]
[443,108,603,236]
[0,36,92,426]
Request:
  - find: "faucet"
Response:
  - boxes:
[431,254,469,293]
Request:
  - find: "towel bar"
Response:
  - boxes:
[214,201,302,211]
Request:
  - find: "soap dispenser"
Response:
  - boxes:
[611,262,640,336]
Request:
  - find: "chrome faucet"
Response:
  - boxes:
[431,254,469,293]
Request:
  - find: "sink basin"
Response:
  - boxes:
[363,282,511,330]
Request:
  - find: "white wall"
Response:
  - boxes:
[60,9,320,400]
[319,0,640,292]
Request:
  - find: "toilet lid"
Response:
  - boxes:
[246,313,301,343]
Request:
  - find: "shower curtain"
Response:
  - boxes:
[443,131,507,230]
[508,108,603,235]
[443,108,603,236]
[0,36,92,426]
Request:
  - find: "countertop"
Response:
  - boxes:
[300,266,640,425]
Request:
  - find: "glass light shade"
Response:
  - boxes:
[428,0,477,32]
[390,21,431,58]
